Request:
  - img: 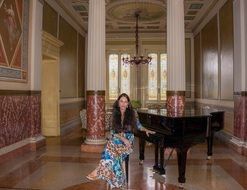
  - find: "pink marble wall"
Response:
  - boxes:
[86,91,105,140]
[234,93,247,140]
[0,93,41,148]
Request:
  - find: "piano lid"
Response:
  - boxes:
[137,107,223,118]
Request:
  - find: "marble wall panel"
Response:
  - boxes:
[43,2,58,38]
[59,17,77,98]
[234,93,247,140]
[0,92,41,148]
[78,34,85,98]
[201,15,219,99]
[219,0,234,100]
[194,33,201,98]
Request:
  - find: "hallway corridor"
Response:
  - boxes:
[0,126,246,190]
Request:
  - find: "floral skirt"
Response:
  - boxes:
[96,132,134,188]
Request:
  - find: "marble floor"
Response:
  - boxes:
[0,126,246,190]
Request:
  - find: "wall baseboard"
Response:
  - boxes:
[0,135,46,164]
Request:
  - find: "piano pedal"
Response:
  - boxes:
[178,183,185,189]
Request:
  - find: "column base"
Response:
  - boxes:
[85,138,106,145]
[81,143,105,153]
[81,137,106,153]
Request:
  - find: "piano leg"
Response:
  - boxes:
[158,141,165,175]
[176,147,189,184]
[153,142,160,171]
[139,137,145,164]
[206,132,214,160]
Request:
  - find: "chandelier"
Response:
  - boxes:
[122,11,152,65]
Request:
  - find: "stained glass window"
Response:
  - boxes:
[148,53,158,100]
[120,54,130,95]
[160,53,167,100]
[109,54,118,100]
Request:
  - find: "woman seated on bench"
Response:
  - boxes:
[86,93,155,189]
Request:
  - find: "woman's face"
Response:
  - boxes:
[118,96,129,112]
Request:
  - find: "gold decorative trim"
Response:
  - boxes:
[167,91,186,96]
[87,90,105,96]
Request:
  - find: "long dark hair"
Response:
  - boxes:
[112,93,136,133]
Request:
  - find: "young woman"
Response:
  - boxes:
[86,93,155,189]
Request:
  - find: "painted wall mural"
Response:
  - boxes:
[0,0,28,81]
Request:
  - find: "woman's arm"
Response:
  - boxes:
[135,110,155,137]
[113,133,131,148]
[138,123,156,137]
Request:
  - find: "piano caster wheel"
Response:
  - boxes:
[139,160,144,165]
[178,183,184,189]
[207,156,212,160]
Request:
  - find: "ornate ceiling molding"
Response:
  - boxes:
[68,0,221,34]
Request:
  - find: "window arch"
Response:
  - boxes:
[120,54,130,95]
[160,53,167,100]
[108,54,118,100]
[108,53,130,100]
[148,53,167,101]
[148,53,158,100]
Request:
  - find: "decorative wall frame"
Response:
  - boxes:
[0,0,29,82]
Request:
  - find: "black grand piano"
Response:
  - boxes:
[136,107,224,185]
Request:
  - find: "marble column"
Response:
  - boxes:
[166,0,186,115]
[29,0,45,149]
[83,0,106,148]
[232,0,247,155]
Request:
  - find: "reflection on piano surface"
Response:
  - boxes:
[136,107,224,185]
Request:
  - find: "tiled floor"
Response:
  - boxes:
[0,126,246,190]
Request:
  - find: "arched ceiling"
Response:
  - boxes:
[69,0,218,34]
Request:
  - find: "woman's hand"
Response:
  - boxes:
[115,133,132,148]
[143,128,156,137]
[122,138,131,148]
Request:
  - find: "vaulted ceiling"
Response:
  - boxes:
[69,0,218,34]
